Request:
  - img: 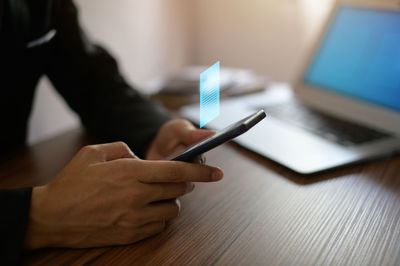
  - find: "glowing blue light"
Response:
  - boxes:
[200,61,220,128]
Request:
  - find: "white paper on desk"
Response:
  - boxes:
[180,83,293,130]
[145,66,266,95]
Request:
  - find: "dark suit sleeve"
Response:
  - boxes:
[0,188,32,265]
[44,0,172,157]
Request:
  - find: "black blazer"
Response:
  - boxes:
[0,0,171,264]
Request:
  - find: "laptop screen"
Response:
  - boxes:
[304,6,400,113]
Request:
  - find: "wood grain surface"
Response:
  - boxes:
[1,128,400,265]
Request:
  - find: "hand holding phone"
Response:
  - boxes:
[164,110,266,162]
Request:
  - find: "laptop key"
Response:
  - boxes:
[260,101,392,146]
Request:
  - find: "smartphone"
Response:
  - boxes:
[165,109,266,162]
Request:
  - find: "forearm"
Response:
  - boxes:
[43,0,172,157]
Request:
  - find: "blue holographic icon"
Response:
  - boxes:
[200,61,220,128]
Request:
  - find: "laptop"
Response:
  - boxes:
[181,0,400,174]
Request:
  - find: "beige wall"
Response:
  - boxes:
[28,0,333,144]
[77,0,192,87]
[189,0,333,83]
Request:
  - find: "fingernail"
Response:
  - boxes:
[212,170,223,181]
[175,198,181,213]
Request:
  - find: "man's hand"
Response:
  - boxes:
[24,142,223,249]
[146,119,215,160]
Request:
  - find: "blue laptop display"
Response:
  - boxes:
[305,7,400,112]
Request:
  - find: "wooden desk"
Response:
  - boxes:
[1,127,400,265]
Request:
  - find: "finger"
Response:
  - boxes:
[145,182,194,203]
[170,130,214,161]
[79,142,137,163]
[192,155,206,165]
[135,161,224,183]
[103,159,223,183]
[190,130,216,144]
[100,142,137,161]
[171,144,186,155]
[171,120,197,146]
[128,221,166,243]
[143,199,181,223]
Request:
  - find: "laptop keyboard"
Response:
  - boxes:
[261,101,391,146]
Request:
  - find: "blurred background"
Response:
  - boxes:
[28,0,334,144]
